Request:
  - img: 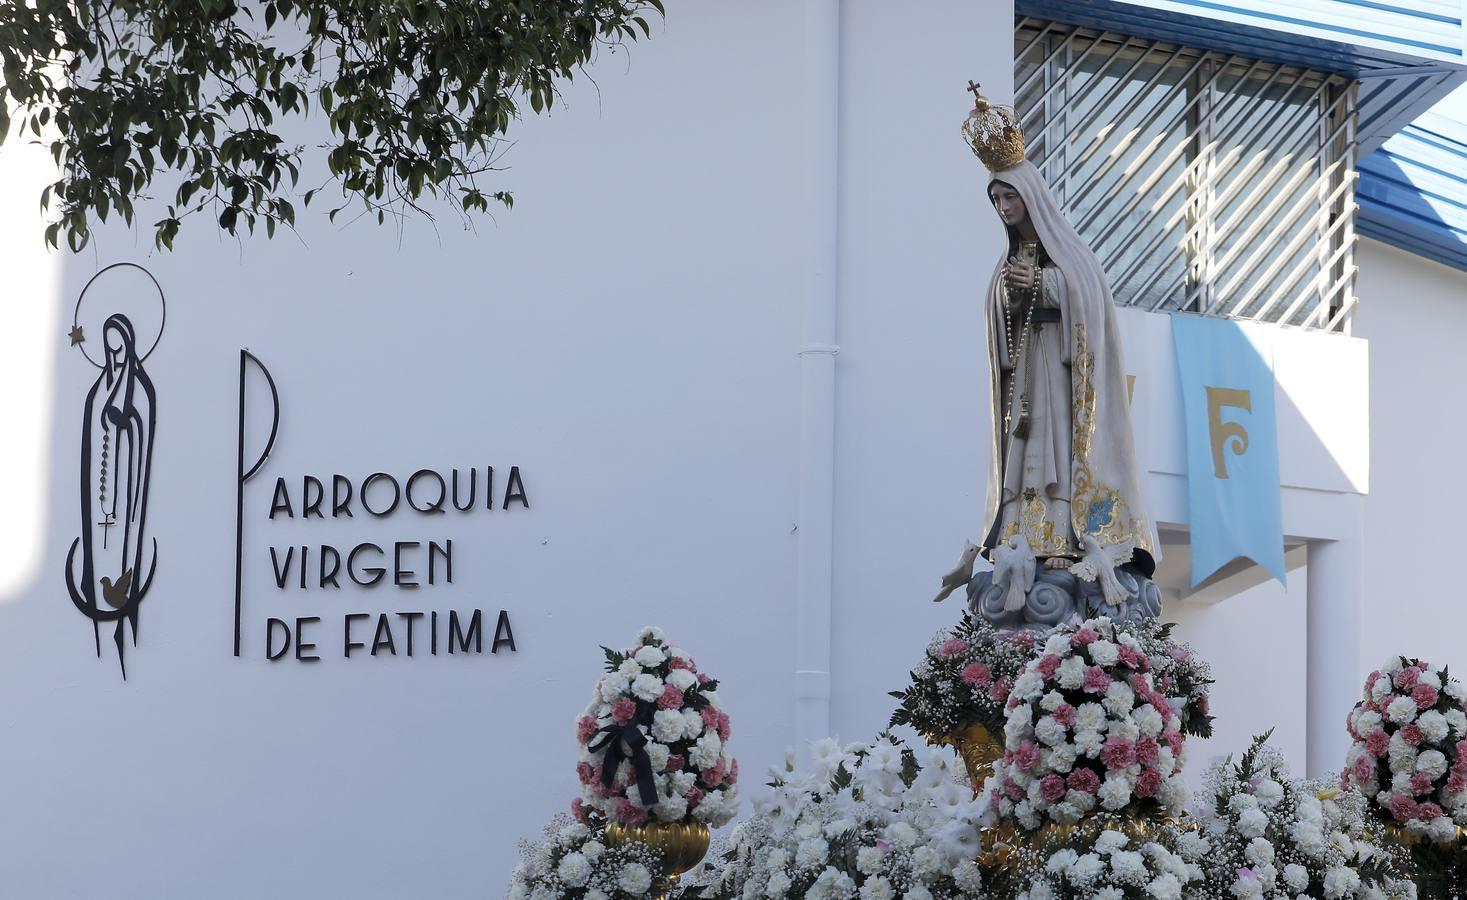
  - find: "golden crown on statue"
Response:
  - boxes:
[962,81,1026,172]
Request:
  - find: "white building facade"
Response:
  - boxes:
[2,1,1466,896]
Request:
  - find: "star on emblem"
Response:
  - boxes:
[68,325,85,346]
[1023,487,1038,502]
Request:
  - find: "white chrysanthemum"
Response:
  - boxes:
[555,852,592,888]
[1387,695,1419,725]
[618,862,653,896]
[912,845,942,877]
[902,885,934,900]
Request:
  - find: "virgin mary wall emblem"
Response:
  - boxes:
[63,263,165,678]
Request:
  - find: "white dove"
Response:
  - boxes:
[1069,534,1136,607]
[992,535,1036,612]
[933,540,981,603]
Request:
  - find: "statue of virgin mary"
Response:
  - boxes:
[964,86,1159,585]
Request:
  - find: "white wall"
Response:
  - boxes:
[0,2,1418,895]
[1355,239,1467,668]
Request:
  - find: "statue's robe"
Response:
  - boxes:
[979,161,1159,576]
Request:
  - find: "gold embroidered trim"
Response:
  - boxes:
[1069,324,1153,555]
[1000,490,1074,556]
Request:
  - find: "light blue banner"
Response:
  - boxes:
[1171,315,1286,587]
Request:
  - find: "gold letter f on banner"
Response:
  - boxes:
[1205,387,1251,479]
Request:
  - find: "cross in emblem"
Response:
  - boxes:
[97,514,115,549]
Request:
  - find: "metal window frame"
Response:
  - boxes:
[1014,18,1361,332]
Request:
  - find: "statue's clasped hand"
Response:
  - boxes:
[1003,257,1037,293]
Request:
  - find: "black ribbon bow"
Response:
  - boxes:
[589,722,660,807]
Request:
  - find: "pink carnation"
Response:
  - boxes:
[1353,755,1375,783]
[961,663,992,687]
[1083,665,1112,694]
[1071,628,1099,648]
[1101,737,1137,771]
[657,684,685,710]
[1389,794,1417,823]
[1067,768,1101,794]
[577,716,598,743]
[1040,774,1067,802]
[1364,670,1382,695]
[612,698,637,723]
[728,758,740,785]
[1395,667,1422,690]
[1052,704,1077,728]
[1010,631,1038,650]
[615,800,649,825]
[1412,772,1435,796]
[1117,645,1142,669]
[571,797,588,823]
[1036,654,1061,679]
[1004,777,1026,801]
[1417,802,1445,822]
[1165,730,1185,758]
[701,761,726,788]
[577,761,595,785]
[1135,767,1163,798]
[1413,683,1440,710]
[716,710,731,741]
[668,657,692,671]
[666,754,685,772]
[1401,724,1425,746]
[685,787,705,809]
[701,707,720,732]
[1012,740,1041,772]
[1135,737,1159,766]
[939,638,969,659]
[1448,773,1466,794]
[989,679,1012,705]
[697,673,712,685]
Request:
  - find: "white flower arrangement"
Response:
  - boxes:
[575,627,739,828]
[1343,657,1467,845]
[695,735,991,900]
[1010,822,1202,900]
[507,814,666,900]
[1190,733,1415,900]
[985,617,1200,830]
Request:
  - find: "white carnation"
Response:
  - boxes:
[618,862,653,896]
[1099,775,1132,811]
[1089,640,1119,666]
[1076,703,1107,732]
[631,673,663,702]
[1059,656,1088,690]
[652,710,684,743]
[1418,749,1449,780]
[1035,716,1068,747]
[1013,671,1046,702]
[1387,695,1419,725]
[1104,681,1136,717]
